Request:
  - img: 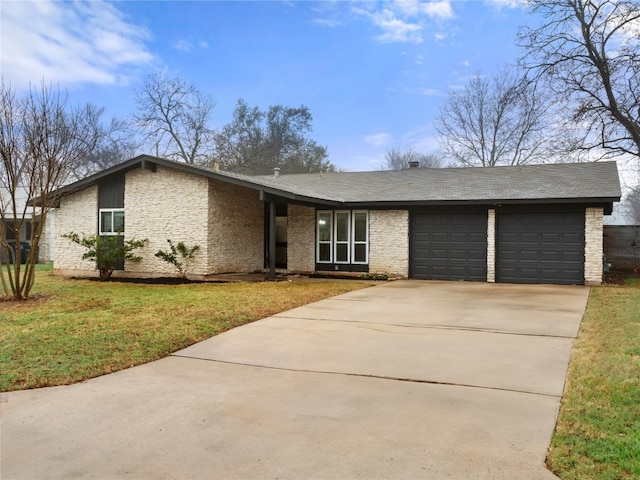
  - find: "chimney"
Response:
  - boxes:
[274,167,280,177]
[408,161,419,169]
[212,161,220,171]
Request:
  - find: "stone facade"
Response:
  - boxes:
[125,166,210,276]
[369,210,409,277]
[585,207,604,285]
[38,210,56,263]
[207,178,264,273]
[287,204,315,273]
[54,185,98,274]
[486,209,496,282]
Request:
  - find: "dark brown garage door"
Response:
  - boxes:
[411,212,487,281]
[497,211,584,285]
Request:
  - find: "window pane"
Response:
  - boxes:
[318,212,332,242]
[354,244,367,263]
[319,243,331,262]
[113,211,125,233]
[335,243,348,262]
[354,212,367,242]
[101,211,112,233]
[336,212,349,242]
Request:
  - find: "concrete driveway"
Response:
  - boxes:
[1,280,588,479]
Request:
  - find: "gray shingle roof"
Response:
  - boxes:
[218,161,621,204]
[47,156,621,208]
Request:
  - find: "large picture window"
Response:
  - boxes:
[316,210,368,267]
[99,209,125,235]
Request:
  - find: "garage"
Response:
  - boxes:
[411,211,487,281]
[497,211,585,285]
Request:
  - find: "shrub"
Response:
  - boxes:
[62,233,147,280]
[155,240,200,277]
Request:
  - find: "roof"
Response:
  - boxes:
[48,155,621,209]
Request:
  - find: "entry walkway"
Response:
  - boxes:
[1,281,589,479]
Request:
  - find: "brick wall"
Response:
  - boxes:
[54,185,98,274]
[125,166,210,276]
[369,210,409,277]
[287,204,315,273]
[487,209,495,282]
[585,207,604,285]
[207,178,264,273]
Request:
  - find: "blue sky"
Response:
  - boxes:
[2,1,536,171]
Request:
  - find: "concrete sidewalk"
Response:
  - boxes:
[0,280,589,479]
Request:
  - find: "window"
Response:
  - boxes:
[100,209,125,235]
[316,210,368,265]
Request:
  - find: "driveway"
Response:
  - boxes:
[1,280,588,479]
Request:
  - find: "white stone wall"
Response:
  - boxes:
[585,207,604,285]
[208,179,264,273]
[125,166,210,276]
[287,204,315,273]
[487,209,496,283]
[38,210,55,263]
[369,210,409,277]
[54,185,98,274]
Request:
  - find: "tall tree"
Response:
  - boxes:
[518,0,640,163]
[383,146,443,170]
[0,81,99,300]
[435,69,552,167]
[133,72,215,165]
[72,104,139,179]
[214,99,335,175]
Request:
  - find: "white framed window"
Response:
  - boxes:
[334,211,350,264]
[317,211,333,263]
[316,210,369,265]
[352,210,369,264]
[99,209,125,235]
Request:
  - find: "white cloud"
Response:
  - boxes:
[0,0,153,89]
[365,132,394,147]
[353,1,455,44]
[484,0,524,9]
[371,8,424,44]
[313,18,343,28]
[174,39,193,52]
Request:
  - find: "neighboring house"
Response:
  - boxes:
[49,155,620,285]
[1,187,55,263]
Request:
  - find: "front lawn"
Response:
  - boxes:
[548,277,640,479]
[0,269,372,391]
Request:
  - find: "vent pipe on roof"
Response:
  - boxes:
[274,167,280,177]
[212,162,220,171]
[408,161,419,169]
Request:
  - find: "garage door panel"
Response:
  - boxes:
[411,212,487,281]
[497,212,584,285]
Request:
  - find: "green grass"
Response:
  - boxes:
[0,269,373,391]
[548,277,640,479]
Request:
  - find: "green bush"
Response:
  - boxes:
[62,233,147,280]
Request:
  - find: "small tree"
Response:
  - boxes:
[1,80,100,300]
[62,233,147,280]
[155,239,200,277]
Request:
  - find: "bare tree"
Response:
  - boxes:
[214,99,335,175]
[518,0,640,163]
[383,146,443,170]
[133,72,215,165]
[71,104,139,179]
[626,186,640,224]
[0,80,99,300]
[435,69,552,167]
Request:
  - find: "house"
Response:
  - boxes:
[50,155,621,285]
[1,186,55,264]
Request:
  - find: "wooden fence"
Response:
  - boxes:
[604,225,640,272]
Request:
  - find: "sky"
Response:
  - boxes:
[0,0,536,172]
